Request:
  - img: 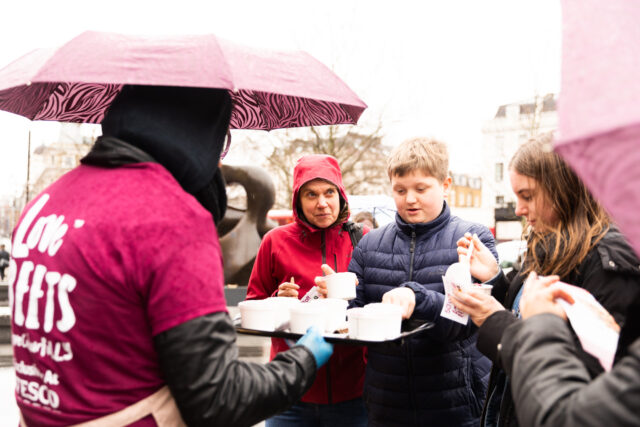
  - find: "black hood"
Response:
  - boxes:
[86,84,232,223]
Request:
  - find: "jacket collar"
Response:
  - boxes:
[596,226,640,275]
[395,201,450,237]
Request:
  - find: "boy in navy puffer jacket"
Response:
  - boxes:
[348,137,498,427]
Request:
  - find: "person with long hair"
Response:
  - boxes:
[451,133,640,427]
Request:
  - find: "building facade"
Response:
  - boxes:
[481,94,558,241]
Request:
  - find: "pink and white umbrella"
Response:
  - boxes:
[556,0,640,256]
[0,31,366,130]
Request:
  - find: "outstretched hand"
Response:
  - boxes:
[296,325,334,368]
[456,233,500,283]
[519,272,572,320]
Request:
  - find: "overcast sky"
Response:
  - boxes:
[0,0,561,199]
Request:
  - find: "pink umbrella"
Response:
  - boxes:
[555,0,640,256]
[0,31,366,130]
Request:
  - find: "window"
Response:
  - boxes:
[495,163,504,182]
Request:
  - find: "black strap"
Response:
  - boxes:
[343,221,364,248]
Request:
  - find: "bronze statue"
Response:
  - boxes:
[218,164,277,285]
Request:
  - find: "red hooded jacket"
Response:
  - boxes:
[247,154,367,404]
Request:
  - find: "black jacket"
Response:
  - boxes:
[476,227,640,426]
[499,293,640,426]
[154,312,317,427]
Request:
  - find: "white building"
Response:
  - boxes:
[481,94,557,240]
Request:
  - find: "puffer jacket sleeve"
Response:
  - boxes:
[349,240,368,308]
[400,280,480,342]
[154,311,317,427]
[500,313,640,427]
[402,224,498,342]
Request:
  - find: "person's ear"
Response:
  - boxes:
[442,176,452,195]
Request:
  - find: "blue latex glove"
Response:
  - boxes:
[295,326,334,368]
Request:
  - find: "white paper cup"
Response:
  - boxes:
[476,284,493,296]
[289,302,327,334]
[238,300,277,331]
[315,298,348,333]
[355,303,403,341]
[325,272,357,300]
[346,307,365,338]
[266,297,301,328]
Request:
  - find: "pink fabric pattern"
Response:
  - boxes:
[229,90,356,130]
[0,82,358,129]
[32,82,122,123]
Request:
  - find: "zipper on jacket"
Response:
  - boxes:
[321,230,327,266]
[405,340,418,425]
[334,253,338,272]
[407,230,418,424]
[326,361,333,404]
[319,229,335,405]
[409,231,416,281]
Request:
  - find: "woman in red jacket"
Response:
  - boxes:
[247,154,367,426]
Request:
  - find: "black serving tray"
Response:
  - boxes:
[234,317,434,346]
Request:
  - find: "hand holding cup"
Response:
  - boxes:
[450,287,505,327]
[382,287,416,319]
[313,264,336,298]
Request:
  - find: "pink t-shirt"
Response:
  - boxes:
[9,163,227,426]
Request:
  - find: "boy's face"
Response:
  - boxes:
[391,170,451,224]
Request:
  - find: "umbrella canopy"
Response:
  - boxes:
[0,31,366,130]
[348,195,397,226]
[555,0,640,256]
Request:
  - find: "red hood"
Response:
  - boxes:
[291,154,349,228]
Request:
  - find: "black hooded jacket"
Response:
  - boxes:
[82,85,317,426]
[85,84,230,223]
[476,226,640,427]
[499,294,640,426]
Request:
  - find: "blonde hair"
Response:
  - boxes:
[387,137,449,181]
[511,133,610,278]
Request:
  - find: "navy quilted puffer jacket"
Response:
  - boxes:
[349,202,497,427]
